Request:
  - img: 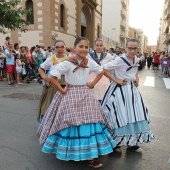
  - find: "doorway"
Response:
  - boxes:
[81,25,86,37]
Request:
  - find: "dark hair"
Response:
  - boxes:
[30,46,35,53]
[54,40,66,46]
[15,53,20,58]
[110,48,114,53]
[36,45,40,48]
[126,38,139,47]
[66,47,71,52]
[94,38,103,44]
[5,36,10,40]
[14,43,19,50]
[74,37,89,46]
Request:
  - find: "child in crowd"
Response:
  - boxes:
[3,36,11,50]
[102,38,154,153]
[38,37,116,168]
[15,53,24,85]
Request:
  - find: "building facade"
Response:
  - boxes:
[157,1,167,52]
[128,26,148,54]
[102,0,129,50]
[147,45,157,54]
[0,0,102,49]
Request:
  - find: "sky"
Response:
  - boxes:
[129,0,164,45]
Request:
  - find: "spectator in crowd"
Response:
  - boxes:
[25,46,32,64]
[15,53,24,85]
[0,46,5,81]
[20,46,27,63]
[40,44,46,61]
[147,53,153,69]
[153,52,160,73]
[115,46,121,55]
[109,48,117,57]
[37,48,43,68]
[14,43,20,55]
[45,46,53,59]
[3,36,11,50]
[51,46,56,54]
[31,46,38,74]
[4,43,15,85]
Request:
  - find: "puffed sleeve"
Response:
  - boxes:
[104,57,124,71]
[50,61,69,79]
[40,57,51,70]
[89,59,103,75]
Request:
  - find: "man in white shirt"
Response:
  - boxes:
[40,44,46,61]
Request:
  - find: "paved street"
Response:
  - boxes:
[0,67,170,170]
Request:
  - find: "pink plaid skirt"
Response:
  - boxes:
[38,85,111,144]
[89,72,110,100]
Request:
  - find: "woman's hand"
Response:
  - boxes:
[114,78,127,86]
[44,77,51,87]
[87,82,95,89]
[61,84,68,94]
[134,80,139,87]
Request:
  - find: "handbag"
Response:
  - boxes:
[22,65,26,75]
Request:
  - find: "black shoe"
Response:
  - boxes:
[128,145,142,153]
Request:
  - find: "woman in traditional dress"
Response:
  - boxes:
[37,40,68,125]
[38,37,116,168]
[89,39,115,103]
[102,38,154,153]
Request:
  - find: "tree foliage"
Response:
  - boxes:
[0,0,30,33]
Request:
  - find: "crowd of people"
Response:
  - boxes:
[1,35,163,86]
[146,51,170,77]
[0,36,74,85]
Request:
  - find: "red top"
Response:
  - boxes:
[26,51,32,63]
[154,54,159,63]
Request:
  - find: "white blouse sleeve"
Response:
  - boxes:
[89,59,103,75]
[104,57,124,71]
[40,57,51,70]
[50,61,69,79]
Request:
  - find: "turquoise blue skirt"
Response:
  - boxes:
[112,120,154,146]
[42,123,116,161]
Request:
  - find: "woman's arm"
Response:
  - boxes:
[87,70,104,88]
[32,55,37,63]
[50,75,68,94]
[16,59,22,66]
[134,72,139,87]
[104,69,126,85]
[38,67,51,86]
